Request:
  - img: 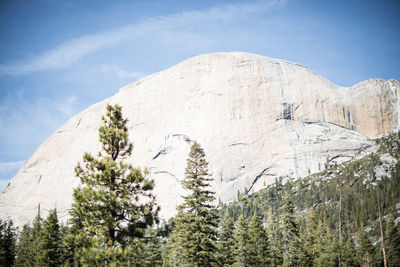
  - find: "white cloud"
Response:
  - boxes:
[57,95,78,118]
[0,0,285,75]
[100,65,143,80]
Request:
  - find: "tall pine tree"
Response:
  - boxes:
[0,220,16,266]
[281,193,304,267]
[386,214,400,267]
[266,207,283,267]
[15,224,32,266]
[167,141,219,266]
[358,224,376,267]
[36,209,62,266]
[232,214,249,267]
[140,228,163,267]
[247,212,271,266]
[312,220,338,267]
[69,104,159,265]
[217,216,235,266]
[15,212,43,266]
[341,227,359,267]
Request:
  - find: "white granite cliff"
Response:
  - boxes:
[1,52,399,227]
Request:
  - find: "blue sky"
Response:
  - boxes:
[0,0,399,189]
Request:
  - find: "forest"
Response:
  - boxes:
[0,104,399,266]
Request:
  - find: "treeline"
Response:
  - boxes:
[219,131,400,266]
[1,105,400,266]
[222,132,400,228]
[3,190,400,266]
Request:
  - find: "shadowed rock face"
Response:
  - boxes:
[1,52,399,227]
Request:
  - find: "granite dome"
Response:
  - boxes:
[1,52,399,227]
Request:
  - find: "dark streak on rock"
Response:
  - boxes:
[229,142,248,146]
[152,147,171,160]
[172,134,193,143]
[248,168,270,193]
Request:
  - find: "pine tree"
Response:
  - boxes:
[166,141,219,266]
[358,224,376,267]
[281,192,306,267]
[247,212,271,266]
[15,224,32,266]
[217,216,235,266]
[0,220,16,266]
[36,209,62,266]
[313,220,338,267]
[341,227,359,267]
[15,213,43,266]
[232,214,249,267]
[266,208,283,267]
[62,218,82,266]
[302,208,319,262]
[69,104,159,265]
[140,228,163,267]
[386,214,400,267]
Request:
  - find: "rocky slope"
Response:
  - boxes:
[1,52,399,227]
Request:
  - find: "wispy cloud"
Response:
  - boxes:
[0,91,80,160]
[0,160,24,190]
[57,95,78,118]
[0,161,24,174]
[0,0,285,76]
[100,65,143,80]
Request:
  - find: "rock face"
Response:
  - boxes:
[1,52,399,227]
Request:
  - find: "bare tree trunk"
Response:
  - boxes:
[338,192,342,267]
[377,190,387,267]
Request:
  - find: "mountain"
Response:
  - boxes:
[1,52,399,227]
[221,130,400,229]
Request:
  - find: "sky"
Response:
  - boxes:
[0,0,399,189]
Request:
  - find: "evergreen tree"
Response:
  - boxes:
[140,228,163,267]
[69,104,159,265]
[281,193,303,267]
[0,220,16,266]
[302,208,319,263]
[313,220,338,267]
[15,224,32,266]
[232,214,250,267]
[166,141,219,266]
[62,220,82,266]
[217,216,235,266]
[386,214,400,267]
[341,228,359,267]
[15,213,43,266]
[266,208,283,267]
[358,224,376,267]
[36,209,62,266]
[247,212,271,266]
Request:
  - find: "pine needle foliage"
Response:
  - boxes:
[232,214,249,267]
[386,214,400,267]
[167,141,219,267]
[36,209,62,266]
[15,224,32,266]
[217,216,235,266]
[247,212,271,266]
[15,213,42,266]
[358,224,376,267]
[0,220,16,266]
[281,193,303,267]
[69,104,159,266]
